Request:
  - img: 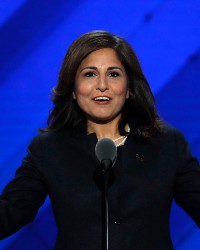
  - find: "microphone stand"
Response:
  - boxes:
[101,159,112,250]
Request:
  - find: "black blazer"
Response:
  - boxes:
[0,124,200,249]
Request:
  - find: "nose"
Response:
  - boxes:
[96,75,108,92]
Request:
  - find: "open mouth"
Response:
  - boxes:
[93,96,111,101]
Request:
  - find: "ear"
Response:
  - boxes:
[72,92,76,99]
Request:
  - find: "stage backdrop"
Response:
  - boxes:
[0,0,200,249]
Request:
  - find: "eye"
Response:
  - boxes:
[84,71,96,77]
[109,71,120,77]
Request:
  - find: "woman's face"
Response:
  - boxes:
[74,48,129,123]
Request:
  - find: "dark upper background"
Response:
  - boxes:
[0,0,200,249]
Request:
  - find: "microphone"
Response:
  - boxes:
[95,138,117,171]
[95,138,117,249]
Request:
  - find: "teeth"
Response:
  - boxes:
[94,97,110,101]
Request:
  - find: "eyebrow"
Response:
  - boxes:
[79,66,124,72]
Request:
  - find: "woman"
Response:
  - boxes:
[0,30,200,249]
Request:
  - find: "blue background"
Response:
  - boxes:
[0,0,200,249]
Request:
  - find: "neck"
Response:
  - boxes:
[87,118,121,140]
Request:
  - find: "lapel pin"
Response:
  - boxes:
[135,153,144,162]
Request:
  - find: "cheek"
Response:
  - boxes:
[114,84,129,96]
[75,83,91,98]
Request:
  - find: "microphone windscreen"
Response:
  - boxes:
[95,138,117,163]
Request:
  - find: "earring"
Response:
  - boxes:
[72,92,76,99]
[126,90,129,99]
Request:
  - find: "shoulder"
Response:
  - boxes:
[154,124,193,161]
[158,123,186,141]
[28,127,74,149]
[143,124,189,153]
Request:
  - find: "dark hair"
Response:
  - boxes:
[41,30,163,138]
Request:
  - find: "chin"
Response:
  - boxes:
[88,114,121,124]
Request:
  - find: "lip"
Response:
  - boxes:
[92,96,112,105]
[92,96,112,101]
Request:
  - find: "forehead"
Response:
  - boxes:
[79,48,123,67]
